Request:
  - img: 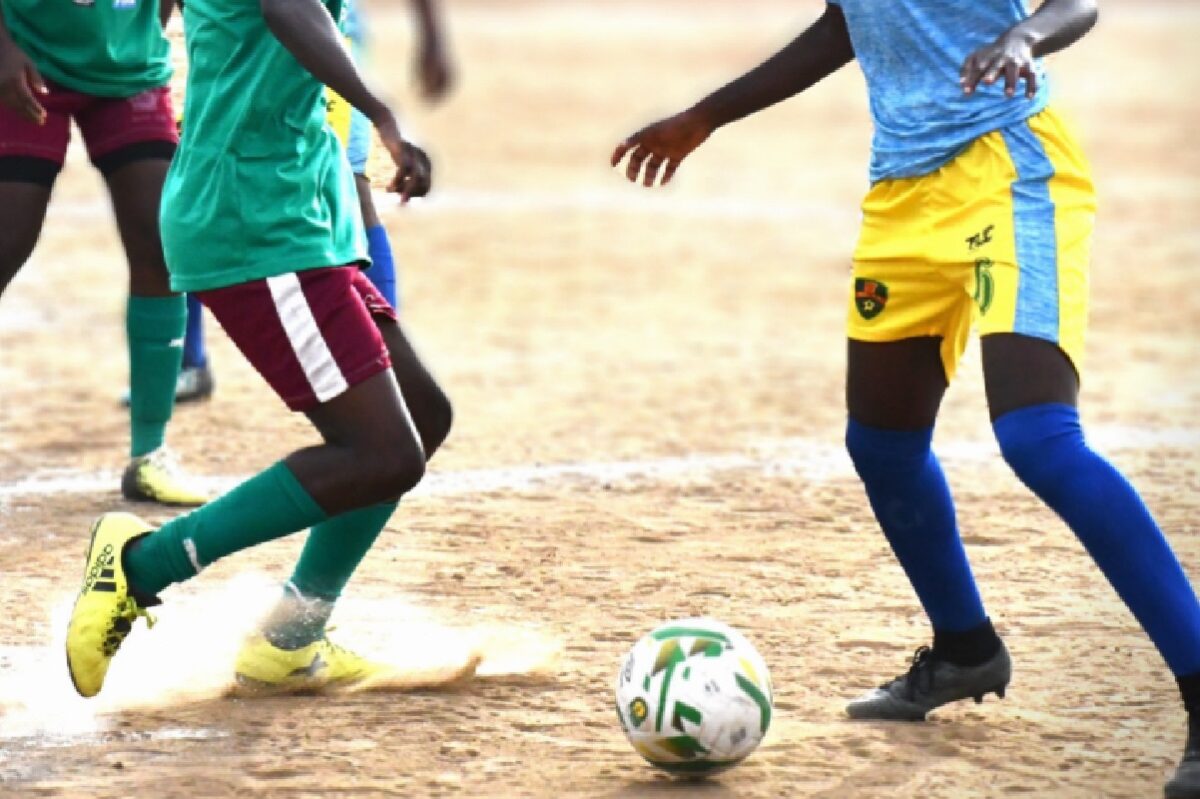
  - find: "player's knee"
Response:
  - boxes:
[420,388,453,458]
[370,443,428,502]
[845,418,933,481]
[993,404,1085,495]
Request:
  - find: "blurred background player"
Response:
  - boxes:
[612,1,1200,794]
[0,0,206,506]
[67,0,451,698]
[161,0,454,405]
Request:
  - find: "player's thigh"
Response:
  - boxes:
[355,173,380,230]
[0,180,53,293]
[847,337,948,430]
[981,334,1078,421]
[350,270,451,454]
[102,155,174,295]
[977,109,1093,421]
[82,89,180,295]
[0,91,72,288]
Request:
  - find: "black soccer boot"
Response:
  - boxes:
[1166,713,1200,799]
[846,643,1011,721]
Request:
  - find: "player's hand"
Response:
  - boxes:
[376,113,432,203]
[960,30,1038,99]
[0,38,48,124]
[416,40,454,104]
[612,110,713,188]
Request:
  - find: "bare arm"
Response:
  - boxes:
[612,4,853,187]
[261,0,387,122]
[689,4,853,132]
[259,0,431,200]
[961,0,1098,98]
[408,0,453,101]
[0,2,46,123]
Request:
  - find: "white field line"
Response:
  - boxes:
[1,425,1197,505]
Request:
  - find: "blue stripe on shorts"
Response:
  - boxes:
[345,109,371,175]
[1000,121,1059,344]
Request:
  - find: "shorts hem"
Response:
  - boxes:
[92,139,177,176]
[282,358,391,413]
[0,156,61,186]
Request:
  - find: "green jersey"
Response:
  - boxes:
[0,0,171,97]
[161,0,366,292]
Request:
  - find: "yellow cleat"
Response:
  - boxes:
[121,448,208,507]
[66,513,157,698]
[234,634,395,695]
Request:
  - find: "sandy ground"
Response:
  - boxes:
[1,1,1199,796]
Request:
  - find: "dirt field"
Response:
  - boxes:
[2,1,1199,796]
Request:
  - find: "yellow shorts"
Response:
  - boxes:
[846,106,1096,381]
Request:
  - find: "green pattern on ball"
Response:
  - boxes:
[736,673,773,734]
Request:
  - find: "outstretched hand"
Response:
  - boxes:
[960,31,1038,99]
[0,39,47,124]
[376,113,432,203]
[611,110,713,188]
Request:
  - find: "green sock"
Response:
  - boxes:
[263,502,398,649]
[125,461,328,598]
[290,502,398,601]
[127,295,187,458]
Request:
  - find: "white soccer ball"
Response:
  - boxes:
[615,618,773,776]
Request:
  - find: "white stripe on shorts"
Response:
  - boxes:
[266,273,349,404]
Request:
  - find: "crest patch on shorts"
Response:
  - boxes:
[855,278,889,320]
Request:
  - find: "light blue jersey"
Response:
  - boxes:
[828,0,1050,183]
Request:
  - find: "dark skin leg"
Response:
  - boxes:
[355,173,381,230]
[981,333,1078,420]
[847,337,948,430]
[284,317,451,517]
[103,158,174,297]
[0,180,52,297]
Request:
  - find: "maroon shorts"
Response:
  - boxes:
[197,267,396,412]
[0,83,178,184]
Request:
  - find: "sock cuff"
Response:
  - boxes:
[127,294,187,336]
[366,224,391,247]
[271,462,329,524]
[1178,672,1200,713]
[993,402,1080,436]
[846,418,935,459]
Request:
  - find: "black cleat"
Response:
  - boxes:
[1166,713,1200,799]
[846,643,1011,721]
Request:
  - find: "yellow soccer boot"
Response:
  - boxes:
[66,513,158,698]
[234,633,394,694]
[121,447,208,507]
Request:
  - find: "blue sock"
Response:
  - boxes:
[995,403,1200,676]
[183,294,208,369]
[847,420,988,633]
[363,224,398,309]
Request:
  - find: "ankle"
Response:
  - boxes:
[932,619,1002,667]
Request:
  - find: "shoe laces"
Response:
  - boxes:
[102,597,156,657]
[144,447,183,474]
[889,646,938,700]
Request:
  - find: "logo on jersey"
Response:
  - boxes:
[854,278,889,320]
[966,224,995,252]
[113,0,138,9]
[73,0,96,6]
[973,258,995,314]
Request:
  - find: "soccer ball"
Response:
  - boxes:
[615,618,773,776]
